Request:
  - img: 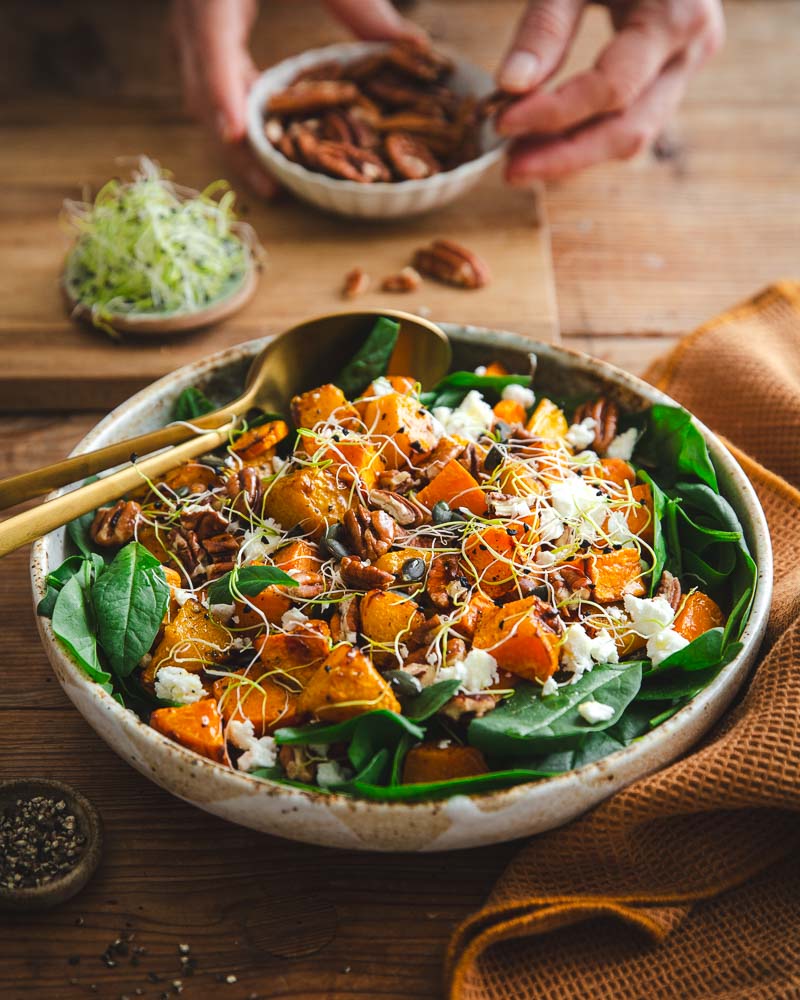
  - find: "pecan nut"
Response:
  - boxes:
[573,397,619,454]
[413,239,491,289]
[331,594,361,644]
[278,745,317,783]
[441,693,499,721]
[295,127,391,183]
[322,109,378,149]
[182,508,230,540]
[343,504,396,561]
[376,468,421,493]
[380,266,421,293]
[418,436,466,482]
[90,500,142,547]
[340,556,393,591]
[369,489,429,527]
[226,468,263,517]
[385,131,440,180]
[291,60,344,84]
[269,80,358,116]
[342,267,370,299]
[426,554,464,611]
[655,570,682,612]
[166,527,205,579]
[383,40,453,83]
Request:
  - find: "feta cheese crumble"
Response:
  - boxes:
[490,495,532,519]
[606,428,639,461]
[432,390,495,442]
[560,624,619,681]
[549,475,610,544]
[316,761,354,787]
[541,676,559,697]
[501,383,536,410]
[281,607,309,632]
[566,417,597,451]
[578,699,616,724]
[622,594,690,666]
[209,602,235,623]
[154,666,205,705]
[647,628,690,666]
[238,520,285,562]
[227,718,278,772]
[605,509,634,547]
[369,376,395,397]
[438,648,499,693]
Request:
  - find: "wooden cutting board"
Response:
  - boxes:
[0,43,558,414]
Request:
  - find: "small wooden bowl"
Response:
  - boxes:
[0,778,103,911]
[62,252,258,337]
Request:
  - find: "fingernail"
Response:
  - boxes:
[499,51,540,92]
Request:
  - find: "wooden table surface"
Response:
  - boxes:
[1,2,798,998]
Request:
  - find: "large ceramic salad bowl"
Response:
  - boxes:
[31,326,772,851]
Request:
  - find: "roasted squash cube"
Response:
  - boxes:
[150,698,225,763]
[587,548,646,603]
[360,590,425,647]
[402,744,488,784]
[359,392,440,469]
[145,599,231,685]
[473,595,560,682]
[291,383,359,430]
[263,467,352,539]
[298,644,400,722]
[493,398,526,426]
[373,546,433,577]
[232,420,289,462]
[674,590,724,642]
[526,398,568,441]
[417,458,487,516]
[462,522,537,599]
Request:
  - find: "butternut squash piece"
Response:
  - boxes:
[150,698,225,763]
[213,673,303,736]
[364,375,417,396]
[493,398,526,426]
[402,744,489,784]
[473,596,560,682]
[493,460,542,499]
[360,590,425,647]
[359,392,440,469]
[373,546,433,577]
[587,548,646,604]
[484,361,508,377]
[318,440,386,490]
[291,383,358,430]
[298,644,400,722]
[263,467,352,539]
[254,625,331,687]
[232,420,289,462]
[526,398,569,441]
[462,522,537,599]
[453,590,497,640]
[598,458,636,488]
[417,458,487,516]
[145,599,231,685]
[674,591,724,642]
[624,483,654,544]
[162,462,219,494]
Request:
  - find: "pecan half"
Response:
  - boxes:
[369,489,429,527]
[343,504,396,561]
[166,527,205,579]
[202,532,239,561]
[181,508,230,540]
[413,239,491,289]
[441,693,499,721]
[426,554,464,611]
[342,267,370,299]
[373,112,455,138]
[554,564,593,602]
[573,398,619,454]
[295,127,391,183]
[331,594,361,644]
[376,468,421,493]
[477,90,516,120]
[279,745,317,783]
[418,436,466,482]
[655,570,682,612]
[383,41,453,83]
[291,60,343,84]
[322,109,378,149]
[269,80,358,116]
[340,556,393,591]
[363,73,433,109]
[380,266,422,293]
[385,131,440,180]
[90,500,142,547]
[226,468,262,517]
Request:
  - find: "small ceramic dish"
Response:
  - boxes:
[246,42,506,219]
[30,327,773,852]
[0,778,102,910]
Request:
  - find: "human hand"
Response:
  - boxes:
[494,0,724,183]
[171,0,424,198]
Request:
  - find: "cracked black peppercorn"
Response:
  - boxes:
[0,796,86,890]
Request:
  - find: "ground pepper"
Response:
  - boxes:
[0,795,86,889]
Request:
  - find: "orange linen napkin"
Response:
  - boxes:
[446,281,800,1000]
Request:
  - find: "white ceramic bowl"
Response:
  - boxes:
[31,327,772,852]
[246,42,506,218]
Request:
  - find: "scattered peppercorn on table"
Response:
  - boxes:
[1,1,798,998]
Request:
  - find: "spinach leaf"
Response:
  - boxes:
[607,699,671,744]
[52,561,113,693]
[351,767,554,802]
[206,564,298,604]
[275,710,424,754]
[420,371,531,410]
[91,542,169,677]
[172,386,215,422]
[637,471,681,593]
[646,627,728,675]
[517,731,626,774]
[37,554,104,618]
[403,679,462,722]
[469,663,643,756]
[637,405,717,490]
[67,507,97,560]
[723,561,757,645]
[390,731,416,785]
[335,316,400,399]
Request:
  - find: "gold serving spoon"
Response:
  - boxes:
[0,309,450,558]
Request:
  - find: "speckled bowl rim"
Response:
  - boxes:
[246,41,507,195]
[30,326,772,837]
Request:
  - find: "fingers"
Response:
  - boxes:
[324,0,427,42]
[224,142,279,199]
[497,0,585,92]
[505,54,692,184]
[499,0,723,138]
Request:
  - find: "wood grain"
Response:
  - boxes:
[0,1,797,998]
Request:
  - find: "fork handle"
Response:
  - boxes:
[0,423,235,559]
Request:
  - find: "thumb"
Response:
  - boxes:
[498,0,584,93]
[324,0,427,42]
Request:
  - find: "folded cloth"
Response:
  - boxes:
[446,282,800,1000]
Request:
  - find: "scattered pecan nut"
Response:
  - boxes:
[369,489,429,527]
[278,745,317,783]
[342,267,371,299]
[413,239,491,289]
[426,554,464,611]
[268,80,358,116]
[441,693,499,721]
[418,436,466,482]
[340,556,393,591]
[573,397,619,454]
[182,508,230,541]
[655,570,682,612]
[383,40,453,83]
[166,526,205,579]
[343,504,396,561]
[226,468,263,517]
[385,131,440,180]
[380,266,422,293]
[376,468,421,493]
[291,60,344,84]
[90,500,142,547]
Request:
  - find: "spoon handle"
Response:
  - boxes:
[0,406,240,511]
[0,423,235,559]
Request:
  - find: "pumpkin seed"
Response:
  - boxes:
[400,557,426,583]
[384,669,423,698]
